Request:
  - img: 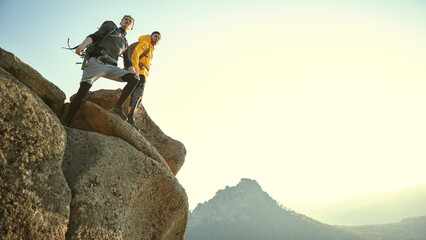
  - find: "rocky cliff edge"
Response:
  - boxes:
[0,47,188,240]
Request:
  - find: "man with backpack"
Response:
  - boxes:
[62,15,140,127]
[126,31,161,130]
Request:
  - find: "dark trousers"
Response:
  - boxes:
[127,74,146,120]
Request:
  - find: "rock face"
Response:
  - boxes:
[69,100,170,171]
[63,128,188,240]
[0,69,71,239]
[0,49,188,239]
[66,89,186,175]
[134,107,186,176]
[0,48,66,116]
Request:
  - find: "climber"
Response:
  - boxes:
[62,15,140,127]
[125,31,162,130]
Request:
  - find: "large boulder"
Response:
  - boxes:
[65,89,186,175]
[74,88,123,110]
[69,100,170,171]
[0,68,71,240]
[62,128,188,240]
[0,48,65,116]
[134,107,186,175]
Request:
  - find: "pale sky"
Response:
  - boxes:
[1,0,426,210]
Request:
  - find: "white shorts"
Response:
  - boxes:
[80,57,130,85]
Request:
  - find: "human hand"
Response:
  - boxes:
[75,46,85,56]
[128,67,140,80]
[133,72,140,80]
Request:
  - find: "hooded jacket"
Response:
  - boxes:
[130,35,155,77]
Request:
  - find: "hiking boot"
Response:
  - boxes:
[127,118,140,131]
[109,106,128,121]
[129,122,140,131]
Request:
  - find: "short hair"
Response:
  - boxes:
[151,31,161,37]
[122,15,135,27]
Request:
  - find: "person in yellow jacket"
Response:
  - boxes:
[127,31,161,129]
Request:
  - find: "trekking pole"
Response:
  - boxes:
[62,38,85,65]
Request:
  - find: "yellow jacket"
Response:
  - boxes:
[130,35,155,77]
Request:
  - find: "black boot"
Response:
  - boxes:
[109,106,128,120]
[127,116,140,131]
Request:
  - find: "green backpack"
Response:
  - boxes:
[63,21,120,69]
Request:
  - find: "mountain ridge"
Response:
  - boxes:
[186,178,366,240]
[186,178,426,240]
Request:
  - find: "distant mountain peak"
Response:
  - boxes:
[236,178,261,189]
[191,178,278,217]
[204,178,273,211]
[186,179,367,240]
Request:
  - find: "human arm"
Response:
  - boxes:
[122,47,139,80]
[75,37,93,56]
[77,21,114,56]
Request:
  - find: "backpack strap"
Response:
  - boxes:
[138,62,150,72]
[81,28,118,69]
[137,46,151,72]
[94,28,118,45]
[138,46,150,60]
